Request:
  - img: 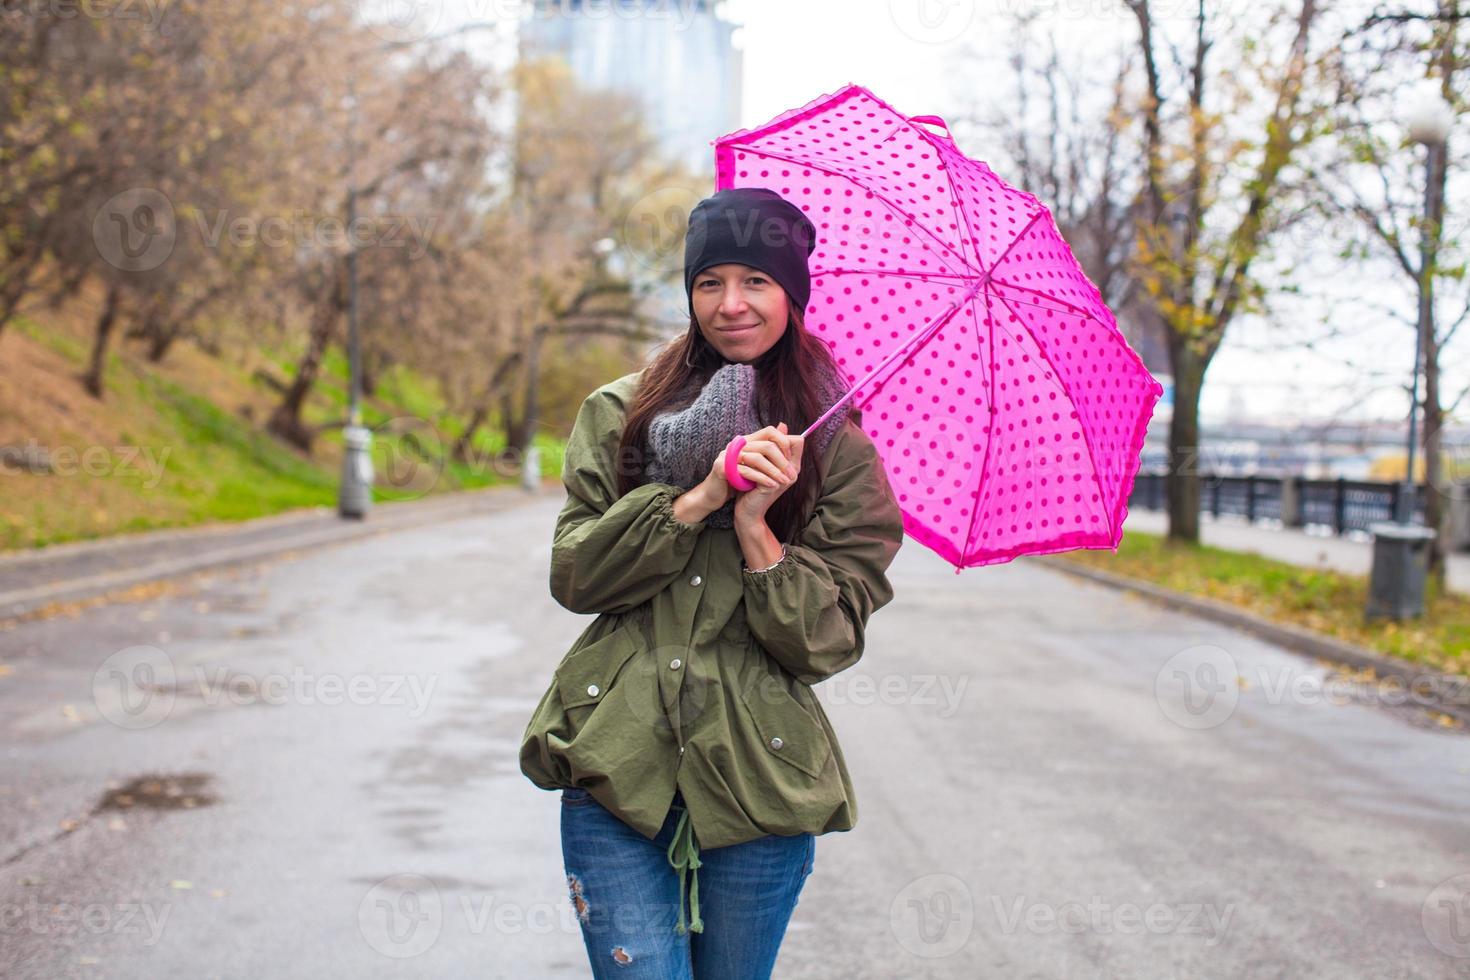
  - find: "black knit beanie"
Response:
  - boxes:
[683,187,817,317]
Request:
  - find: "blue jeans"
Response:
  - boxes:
[560,787,815,979]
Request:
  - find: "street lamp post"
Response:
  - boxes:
[1402,84,1454,521]
[339,75,373,519]
[1367,82,1453,620]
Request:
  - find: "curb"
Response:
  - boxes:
[0,504,338,569]
[1035,555,1470,728]
[0,483,556,620]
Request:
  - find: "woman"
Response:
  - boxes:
[519,187,905,979]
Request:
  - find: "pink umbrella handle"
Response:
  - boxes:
[724,435,755,492]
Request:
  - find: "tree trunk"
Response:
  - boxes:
[520,327,544,453]
[0,247,45,340]
[452,404,491,464]
[1424,365,1448,597]
[147,326,179,363]
[82,282,123,399]
[1165,339,1205,545]
[268,265,345,452]
[502,386,527,456]
[452,352,523,463]
[1421,52,1453,596]
[361,355,378,398]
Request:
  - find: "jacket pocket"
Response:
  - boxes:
[555,619,644,712]
[737,673,834,780]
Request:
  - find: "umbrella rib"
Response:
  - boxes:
[726,147,974,277]
[985,211,1046,276]
[802,277,986,439]
[986,282,1098,321]
[811,269,971,281]
[964,287,997,560]
[936,150,981,273]
[991,290,1114,540]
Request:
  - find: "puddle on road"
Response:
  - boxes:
[2,772,220,870]
[95,772,218,813]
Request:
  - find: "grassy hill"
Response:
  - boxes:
[0,284,574,551]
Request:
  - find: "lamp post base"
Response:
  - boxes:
[339,425,374,520]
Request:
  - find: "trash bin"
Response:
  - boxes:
[1366,521,1437,620]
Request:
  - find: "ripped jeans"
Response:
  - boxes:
[560,786,814,979]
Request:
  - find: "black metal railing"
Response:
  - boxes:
[1129,473,1429,536]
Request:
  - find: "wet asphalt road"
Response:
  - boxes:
[1,493,1469,978]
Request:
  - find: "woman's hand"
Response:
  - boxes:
[732,422,804,525]
[699,449,737,511]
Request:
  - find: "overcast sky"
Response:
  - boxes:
[434,0,1460,429]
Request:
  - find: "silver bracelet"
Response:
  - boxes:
[743,543,789,574]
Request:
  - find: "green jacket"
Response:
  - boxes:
[519,369,904,930]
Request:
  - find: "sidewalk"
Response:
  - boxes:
[1121,507,1470,594]
[0,482,555,619]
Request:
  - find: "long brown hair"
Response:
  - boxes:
[615,303,853,545]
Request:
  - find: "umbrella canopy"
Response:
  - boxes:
[714,83,1164,572]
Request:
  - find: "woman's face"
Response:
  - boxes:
[691,263,790,364]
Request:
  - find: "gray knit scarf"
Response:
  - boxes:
[644,359,853,528]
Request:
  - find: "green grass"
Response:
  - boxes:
[142,372,338,520]
[0,307,569,551]
[1045,529,1470,678]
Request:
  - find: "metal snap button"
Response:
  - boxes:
[769,737,784,750]
[689,574,702,587]
[670,658,682,670]
[586,684,600,697]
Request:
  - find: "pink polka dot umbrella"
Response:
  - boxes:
[714,83,1165,572]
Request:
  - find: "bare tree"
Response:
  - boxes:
[266,41,499,450]
[1316,1,1469,592]
[971,15,1165,369]
[1126,0,1329,543]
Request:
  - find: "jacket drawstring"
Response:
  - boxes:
[667,804,704,934]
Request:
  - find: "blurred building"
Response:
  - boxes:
[518,0,742,176]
